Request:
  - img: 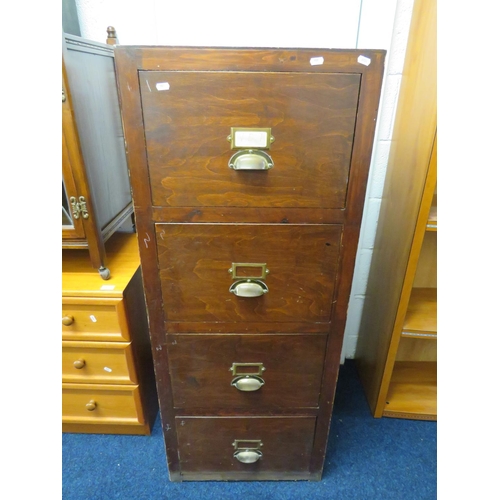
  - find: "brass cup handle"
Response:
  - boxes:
[62,315,74,326]
[228,150,274,170]
[231,375,265,392]
[73,359,85,369]
[233,449,263,464]
[86,400,97,411]
[229,280,269,297]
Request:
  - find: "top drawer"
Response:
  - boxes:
[139,71,360,209]
[62,297,130,341]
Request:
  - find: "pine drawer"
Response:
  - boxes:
[62,341,137,385]
[62,297,130,341]
[62,383,144,426]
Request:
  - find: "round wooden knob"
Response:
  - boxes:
[73,359,85,369]
[86,400,97,411]
[62,315,74,326]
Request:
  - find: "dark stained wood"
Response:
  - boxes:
[140,71,360,209]
[114,46,386,481]
[156,223,342,323]
[171,407,319,417]
[132,46,385,74]
[150,206,346,224]
[62,34,133,278]
[62,58,105,268]
[176,416,316,475]
[167,334,328,409]
[164,321,329,334]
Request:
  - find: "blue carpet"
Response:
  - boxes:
[62,361,437,499]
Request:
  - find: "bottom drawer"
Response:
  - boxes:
[62,384,144,426]
[176,416,316,476]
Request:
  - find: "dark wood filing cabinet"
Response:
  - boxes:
[114,47,385,481]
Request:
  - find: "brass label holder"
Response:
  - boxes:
[232,439,263,451]
[227,127,274,150]
[228,263,269,280]
[229,362,266,377]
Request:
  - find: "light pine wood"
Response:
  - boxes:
[395,337,437,362]
[62,383,144,425]
[355,0,437,419]
[427,193,437,231]
[62,232,141,297]
[412,232,437,288]
[61,298,129,341]
[62,232,158,435]
[383,362,437,420]
[402,288,437,334]
[62,341,138,385]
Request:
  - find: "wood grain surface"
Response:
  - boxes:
[140,71,360,209]
[156,223,342,323]
[114,46,386,480]
[175,416,316,474]
[166,334,327,409]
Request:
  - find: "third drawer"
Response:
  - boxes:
[167,333,328,409]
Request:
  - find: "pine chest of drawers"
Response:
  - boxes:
[62,233,158,435]
[114,47,385,480]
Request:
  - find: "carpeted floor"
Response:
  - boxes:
[62,361,437,499]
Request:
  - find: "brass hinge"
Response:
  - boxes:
[69,196,89,220]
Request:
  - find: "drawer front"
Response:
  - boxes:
[62,384,144,425]
[167,334,327,409]
[62,298,129,341]
[176,416,316,474]
[139,71,360,209]
[157,223,341,323]
[62,341,137,384]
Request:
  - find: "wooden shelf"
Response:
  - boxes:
[426,193,437,231]
[402,287,437,337]
[383,361,437,420]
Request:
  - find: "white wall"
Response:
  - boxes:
[74,0,414,360]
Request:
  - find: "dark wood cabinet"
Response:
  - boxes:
[62,33,133,279]
[114,47,385,481]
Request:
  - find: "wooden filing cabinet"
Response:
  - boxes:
[114,47,385,480]
[62,232,158,434]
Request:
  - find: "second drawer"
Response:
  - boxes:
[62,341,137,384]
[167,333,327,409]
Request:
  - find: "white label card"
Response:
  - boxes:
[357,55,371,66]
[310,56,325,66]
[234,131,268,148]
[156,82,170,91]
